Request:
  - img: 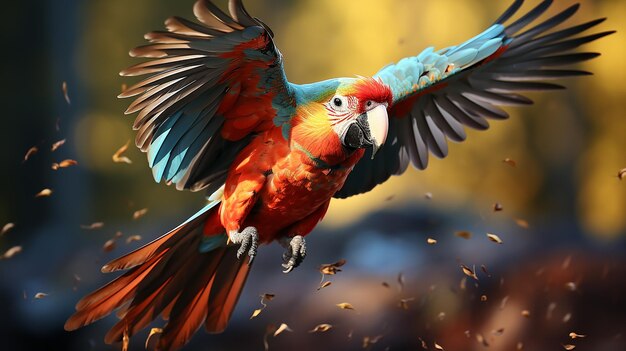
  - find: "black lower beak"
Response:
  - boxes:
[340,105,389,157]
[341,114,372,150]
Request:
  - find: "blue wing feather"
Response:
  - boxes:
[336,0,611,199]
[120,0,292,193]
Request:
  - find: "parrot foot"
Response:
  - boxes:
[280,235,306,274]
[229,227,258,264]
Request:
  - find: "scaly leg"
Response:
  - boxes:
[229,226,259,264]
[279,235,306,273]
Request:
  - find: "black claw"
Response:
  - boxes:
[281,235,306,274]
[231,227,258,264]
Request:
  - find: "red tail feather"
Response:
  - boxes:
[65,205,250,350]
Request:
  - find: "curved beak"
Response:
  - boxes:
[365,104,389,158]
[340,104,389,158]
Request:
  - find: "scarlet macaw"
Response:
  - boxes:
[65,0,612,349]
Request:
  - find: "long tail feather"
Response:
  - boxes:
[65,201,251,351]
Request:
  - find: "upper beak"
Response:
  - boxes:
[365,104,389,158]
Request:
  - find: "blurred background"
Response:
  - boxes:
[1,0,625,350]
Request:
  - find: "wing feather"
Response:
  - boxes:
[121,0,294,192]
[336,0,612,198]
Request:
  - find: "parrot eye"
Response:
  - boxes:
[329,95,349,112]
[366,100,373,108]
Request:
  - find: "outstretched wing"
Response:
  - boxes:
[120,0,293,193]
[335,0,612,199]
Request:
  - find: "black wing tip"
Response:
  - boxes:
[601,29,618,37]
[495,0,525,24]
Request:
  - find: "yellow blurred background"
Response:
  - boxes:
[74,0,625,237]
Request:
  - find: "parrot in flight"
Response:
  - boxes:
[65,0,612,349]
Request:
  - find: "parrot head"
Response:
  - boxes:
[292,77,392,164]
[331,77,392,157]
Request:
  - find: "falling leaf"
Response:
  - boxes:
[115,231,124,238]
[434,342,445,350]
[464,330,471,338]
[309,324,332,333]
[336,302,354,310]
[437,312,446,320]
[250,308,263,319]
[424,192,433,199]
[23,146,38,162]
[35,188,53,198]
[2,246,22,259]
[569,332,586,339]
[1,223,15,236]
[476,333,489,347]
[51,159,78,170]
[500,295,509,310]
[263,324,276,351]
[362,335,383,348]
[427,237,437,245]
[521,310,531,318]
[112,140,133,164]
[562,255,572,269]
[55,117,61,132]
[459,277,467,290]
[261,293,275,302]
[493,203,503,212]
[503,158,517,167]
[618,168,626,180]
[565,282,577,291]
[480,295,488,302]
[515,218,529,229]
[62,81,71,105]
[492,328,505,336]
[480,265,491,277]
[455,231,472,239]
[273,323,292,337]
[145,328,163,349]
[486,233,503,244]
[103,239,116,252]
[384,195,395,201]
[398,297,414,310]
[397,272,405,292]
[461,265,478,280]
[418,337,428,349]
[133,208,148,220]
[317,281,332,290]
[517,342,524,350]
[34,292,48,299]
[80,222,104,230]
[126,235,142,244]
[563,313,572,323]
[320,259,346,275]
[562,345,576,350]
[73,274,81,291]
[250,294,275,319]
[51,139,66,152]
[381,282,390,288]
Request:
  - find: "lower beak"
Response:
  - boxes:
[365,104,389,158]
